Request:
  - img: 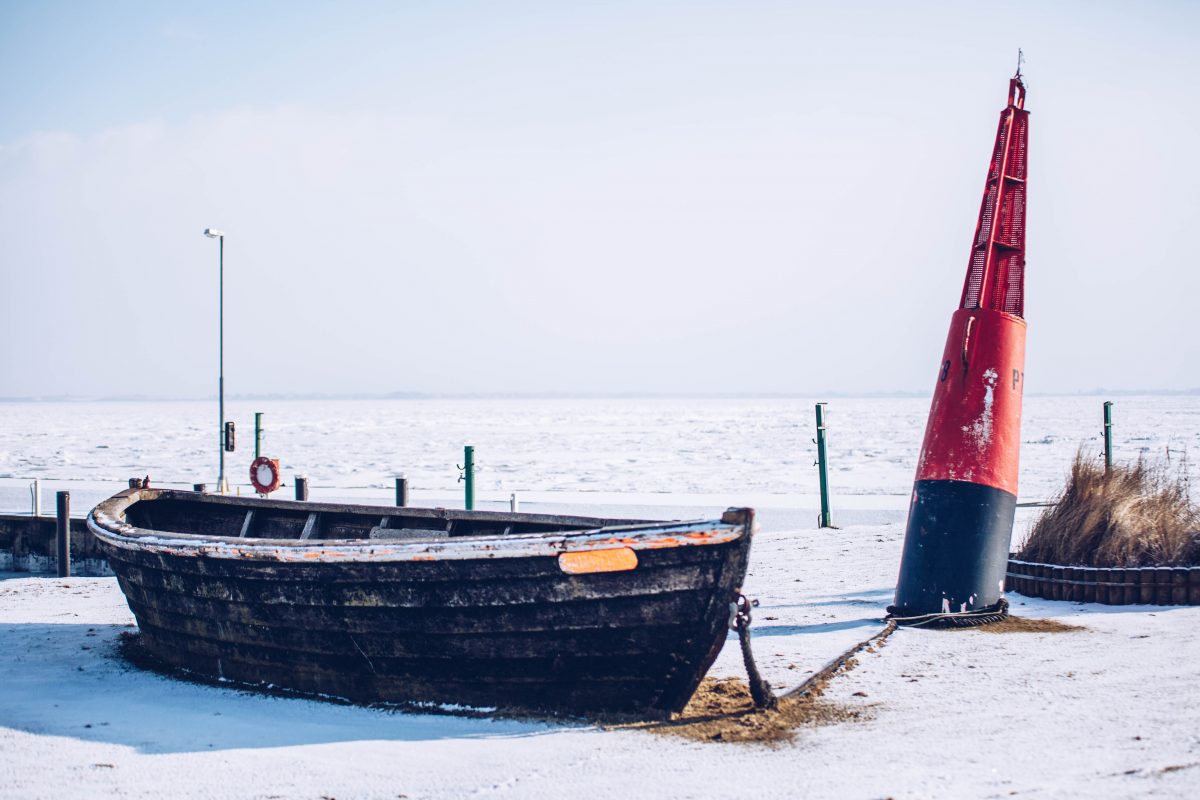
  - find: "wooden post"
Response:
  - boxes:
[193,483,207,493]
[1138,568,1156,605]
[1094,568,1110,604]
[1172,568,1188,605]
[1124,570,1141,605]
[1110,569,1128,605]
[395,475,409,507]
[510,493,519,513]
[295,475,309,501]
[31,479,42,517]
[1082,566,1097,603]
[56,491,70,578]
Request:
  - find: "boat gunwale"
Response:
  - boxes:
[88,489,752,564]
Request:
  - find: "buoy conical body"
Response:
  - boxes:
[892,76,1030,621]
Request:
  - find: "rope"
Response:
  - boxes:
[730,594,778,709]
[780,618,898,702]
[886,597,1010,629]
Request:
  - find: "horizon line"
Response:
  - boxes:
[2,388,1198,403]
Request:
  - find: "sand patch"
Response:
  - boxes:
[631,676,867,744]
[621,621,896,744]
[971,615,1084,634]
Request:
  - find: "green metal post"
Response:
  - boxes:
[815,403,832,528]
[464,445,475,511]
[1103,401,1114,472]
[218,234,225,493]
[254,412,264,459]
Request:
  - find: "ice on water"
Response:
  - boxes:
[1,395,1196,510]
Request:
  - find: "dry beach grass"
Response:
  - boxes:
[1018,451,1200,567]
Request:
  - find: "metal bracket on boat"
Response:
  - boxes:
[730,594,778,710]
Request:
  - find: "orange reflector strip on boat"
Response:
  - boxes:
[558,547,638,575]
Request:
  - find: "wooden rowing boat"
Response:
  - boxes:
[88,488,755,716]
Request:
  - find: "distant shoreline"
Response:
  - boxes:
[1,389,1197,403]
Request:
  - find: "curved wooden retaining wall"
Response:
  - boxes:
[1006,558,1200,605]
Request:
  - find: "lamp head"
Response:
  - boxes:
[204,228,225,238]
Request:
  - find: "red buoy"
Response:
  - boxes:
[891,73,1029,624]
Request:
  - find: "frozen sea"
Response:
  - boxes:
[1,394,1196,528]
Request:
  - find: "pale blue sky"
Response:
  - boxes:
[1,1,1197,397]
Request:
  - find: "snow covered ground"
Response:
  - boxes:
[1,396,1197,798]
[2,519,1197,799]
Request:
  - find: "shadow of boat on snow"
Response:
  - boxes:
[0,622,575,755]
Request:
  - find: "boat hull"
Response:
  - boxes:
[89,490,753,715]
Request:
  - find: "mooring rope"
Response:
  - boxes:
[733,595,901,710]
[780,618,899,703]
[886,597,1010,629]
[731,594,778,709]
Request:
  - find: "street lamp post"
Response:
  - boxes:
[204,228,227,493]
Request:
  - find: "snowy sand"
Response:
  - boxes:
[2,521,1198,799]
[1,396,1198,797]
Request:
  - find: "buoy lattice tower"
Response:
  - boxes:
[891,73,1029,624]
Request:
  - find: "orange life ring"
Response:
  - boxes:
[250,456,282,494]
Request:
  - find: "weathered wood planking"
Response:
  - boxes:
[89,489,754,716]
[0,514,111,575]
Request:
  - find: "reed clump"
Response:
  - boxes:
[1018,450,1200,567]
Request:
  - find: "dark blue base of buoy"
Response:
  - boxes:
[892,479,1017,618]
